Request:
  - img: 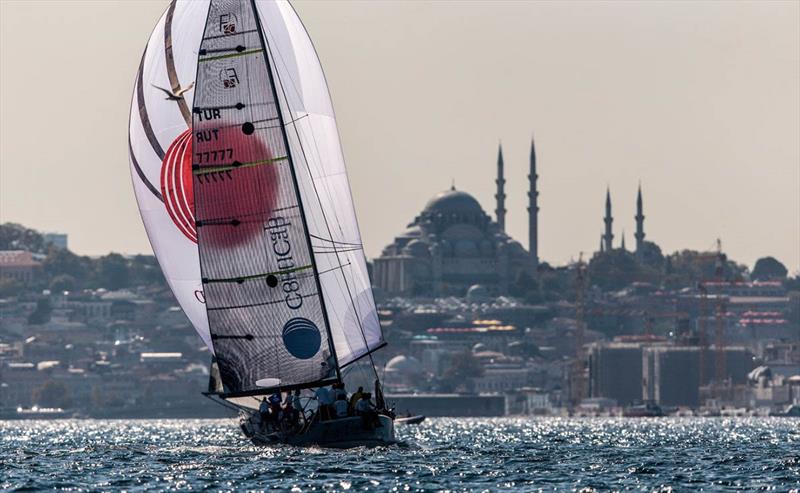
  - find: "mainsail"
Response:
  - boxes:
[128,0,384,395]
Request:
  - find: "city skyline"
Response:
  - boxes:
[1,0,798,272]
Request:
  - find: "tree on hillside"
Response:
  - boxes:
[43,248,91,285]
[663,250,748,287]
[440,350,484,393]
[128,255,167,288]
[751,257,788,281]
[27,298,52,325]
[49,274,77,293]
[588,249,660,291]
[33,380,73,409]
[95,253,130,290]
[0,223,47,253]
[0,277,23,298]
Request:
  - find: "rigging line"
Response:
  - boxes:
[312,247,363,255]
[264,25,380,382]
[309,234,363,247]
[164,0,192,127]
[316,262,352,276]
[256,113,309,131]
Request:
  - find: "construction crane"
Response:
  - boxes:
[571,253,588,409]
[696,239,728,402]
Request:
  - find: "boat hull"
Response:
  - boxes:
[243,414,396,448]
[396,415,426,425]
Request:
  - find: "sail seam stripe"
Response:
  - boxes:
[202,265,313,284]
[207,291,318,312]
[199,48,263,62]
[193,155,287,175]
[203,28,257,40]
[136,53,166,160]
[164,0,192,126]
[129,140,164,202]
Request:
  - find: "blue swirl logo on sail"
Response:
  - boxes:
[282,318,321,360]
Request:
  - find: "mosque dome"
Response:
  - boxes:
[385,355,423,376]
[402,239,430,257]
[423,188,485,216]
[466,284,490,301]
[399,225,423,238]
[499,239,526,257]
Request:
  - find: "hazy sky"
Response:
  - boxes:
[1,0,798,273]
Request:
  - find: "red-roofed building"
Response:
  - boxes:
[0,250,42,283]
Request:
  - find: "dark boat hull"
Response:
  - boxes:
[243,414,396,448]
[396,415,425,425]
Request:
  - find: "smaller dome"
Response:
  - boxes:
[399,225,423,238]
[472,342,487,353]
[440,240,454,256]
[385,355,422,375]
[402,239,430,258]
[466,284,490,301]
[499,239,526,257]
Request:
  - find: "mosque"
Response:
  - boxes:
[372,138,659,297]
[372,140,540,297]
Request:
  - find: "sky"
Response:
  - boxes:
[1,0,798,273]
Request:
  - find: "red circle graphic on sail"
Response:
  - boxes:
[161,129,196,242]
[160,124,280,247]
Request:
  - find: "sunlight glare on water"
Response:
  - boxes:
[1,418,798,491]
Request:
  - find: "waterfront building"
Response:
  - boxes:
[0,251,42,283]
[588,342,647,407]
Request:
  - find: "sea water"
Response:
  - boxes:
[1,418,798,491]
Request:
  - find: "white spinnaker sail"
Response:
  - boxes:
[129,0,383,376]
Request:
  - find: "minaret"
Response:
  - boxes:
[527,137,539,271]
[495,143,506,232]
[635,183,645,255]
[602,187,614,252]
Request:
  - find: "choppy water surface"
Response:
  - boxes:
[1,418,798,491]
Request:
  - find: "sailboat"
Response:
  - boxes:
[128,0,394,447]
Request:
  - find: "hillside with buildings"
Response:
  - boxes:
[1,141,798,418]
